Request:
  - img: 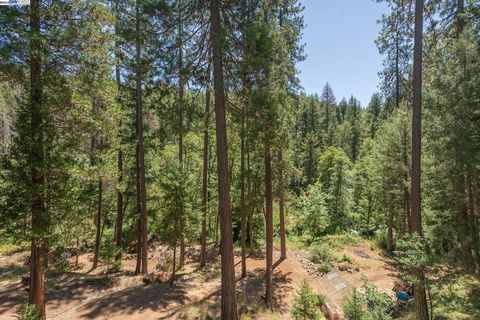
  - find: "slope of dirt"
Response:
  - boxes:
[0,243,400,319]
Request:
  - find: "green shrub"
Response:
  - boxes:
[317,262,333,274]
[100,236,121,270]
[156,255,173,273]
[48,246,70,272]
[15,301,42,320]
[343,289,366,320]
[315,292,326,307]
[291,279,322,320]
[0,242,29,255]
[361,278,393,319]
[338,253,352,263]
[373,229,388,250]
[309,243,333,264]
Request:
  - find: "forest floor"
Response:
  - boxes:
[0,239,401,319]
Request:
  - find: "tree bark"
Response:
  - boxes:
[387,197,394,253]
[264,146,273,308]
[411,0,429,318]
[170,234,177,287]
[114,147,124,256]
[210,0,238,318]
[248,207,255,256]
[134,0,148,274]
[28,0,46,316]
[279,150,286,259]
[200,70,211,268]
[114,0,124,257]
[92,179,103,270]
[467,170,480,274]
[178,12,186,269]
[240,113,247,278]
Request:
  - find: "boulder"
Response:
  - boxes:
[338,262,352,271]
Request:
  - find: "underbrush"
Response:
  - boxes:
[396,273,480,320]
[287,232,363,250]
[0,241,29,255]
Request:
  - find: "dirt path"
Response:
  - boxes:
[0,243,399,319]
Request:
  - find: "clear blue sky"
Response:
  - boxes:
[298,0,389,107]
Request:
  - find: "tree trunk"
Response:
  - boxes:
[114,147,124,257]
[247,150,255,256]
[170,236,176,287]
[248,207,255,256]
[134,0,148,275]
[28,0,46,316]
[366,194,372,234]
[411,0,429,318]
[92,179,103,270]
[135,213,142,274]
[264,146,273,308]
[114,0,124,259]
[240,114,247,278]
[456,0,465,36]
[200,71,211,268]
[467,170,480,274]
[178,14,186,269]
[403,123,410,235]
[279,150,286,260]
[210,0,238,318]
[179,240,185,268]
[75,237,79,267]
[387,198,394,253]
[457,172,475,271]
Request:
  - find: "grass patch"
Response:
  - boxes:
[0,241,29,256]
[284,235,309,250]
[397,273,480,320]
[322,234,362,248]
[337,253,352,263]
[431,274,480,319]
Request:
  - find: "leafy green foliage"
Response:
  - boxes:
[15,302,42,320]
[343,289,366,320]
[309,244,333,264]
[394,234,432,284]
[361,278,393,320]
[291,279,323,320]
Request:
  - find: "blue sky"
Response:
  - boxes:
[298,0,389,107]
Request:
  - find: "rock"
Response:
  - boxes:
[338,262,352,271]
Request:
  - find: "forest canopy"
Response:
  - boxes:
[0,0,479,319]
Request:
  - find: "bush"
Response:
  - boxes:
[15,301,42,320]
[156,255,173,273]
[338,253,352,263]
[373,229,388,250]
[361,278,393,319]
[100,236,121,270]
[0,242,29,255]
[48,246,70,272]
[317,262,333,274]
[309,243,333,264]
[291,279,323,320]
[343,289,366,320]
